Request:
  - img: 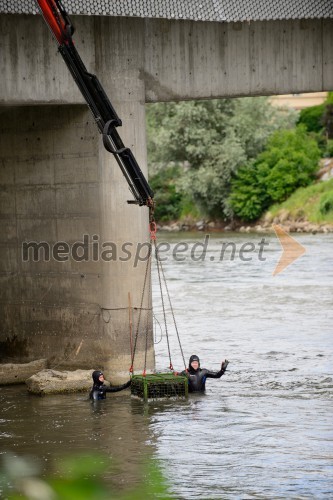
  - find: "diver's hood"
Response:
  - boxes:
[188,355,200,372]
[92,370,104,385]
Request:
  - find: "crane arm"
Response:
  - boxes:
[36,0,154,207]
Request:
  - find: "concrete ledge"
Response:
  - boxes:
[26,369,93,395]
[0,359,47,385]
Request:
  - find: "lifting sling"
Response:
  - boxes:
[129,216,187,376]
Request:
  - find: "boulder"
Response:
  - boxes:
[278,209,290,223]
[170,223,181,232]
[262,211,274,224]
[0,359,47,385]
[196,220,206,231]
[26,369,93,395]
[254,224,266,232]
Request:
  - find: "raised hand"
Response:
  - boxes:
[221,360,229,371]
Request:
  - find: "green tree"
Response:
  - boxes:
[229,125,321,221]
[297,104,325,134]
[147,97,297,219]
[149,165,183,221]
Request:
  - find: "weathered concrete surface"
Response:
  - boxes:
[0,359,47,385]
[26,368,93,395]
[0,102,154,379]
[0,15,332,105]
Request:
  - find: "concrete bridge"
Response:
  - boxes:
[0,1,332,379]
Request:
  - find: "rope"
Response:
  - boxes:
[130,204,186,375]
[153,238,173,371]
[128,292,133,360]
[129,243,152,374]
[143,254,152,376]
[158,252,187,370]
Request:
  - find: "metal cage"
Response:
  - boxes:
[131,373,188,401]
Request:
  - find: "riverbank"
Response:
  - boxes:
[157,218,333,234]
[158,172,333,235]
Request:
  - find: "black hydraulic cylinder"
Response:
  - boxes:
[36,0,154,207]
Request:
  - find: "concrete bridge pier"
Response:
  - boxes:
[0,20,154,378]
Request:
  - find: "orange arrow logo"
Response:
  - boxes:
[273,224,306,276]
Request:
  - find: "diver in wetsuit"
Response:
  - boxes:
[177,355,229,393]
[89,370,131,400]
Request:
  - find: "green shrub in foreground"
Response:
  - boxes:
[1,452,174,500]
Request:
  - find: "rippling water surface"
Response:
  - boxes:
[1,232,333,499]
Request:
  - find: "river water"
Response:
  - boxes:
[1,232,333,499]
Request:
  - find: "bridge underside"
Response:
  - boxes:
[2,16,332,104]
[0,14,332,376]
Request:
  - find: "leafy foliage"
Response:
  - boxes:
[229,126,321,221]
[322,104,333,140]
[1,452,174,500]
[297,104,325,134]
[147,97,297,219]
[149,165,183,221]
[324,139,333,157]
[269,177,333,224]
[298,92,333,146]
[319,191,333,215]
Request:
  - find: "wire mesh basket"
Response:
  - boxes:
[131,373,188,401]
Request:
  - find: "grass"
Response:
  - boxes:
[268,178,333,224]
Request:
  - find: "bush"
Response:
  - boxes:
[149,165,183,221]
[324,139,333,157]
[147,97,297,219]
[298,104,325,134]
[227,162,270,221]
[229,126,321,221]
[319,191,333,215]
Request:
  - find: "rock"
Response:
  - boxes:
[261,220,271,228]
[207,221,216,229]
[263,211,274,224]
[224,225,232,232]
[279,209,290,223]
[196,220,206,231]
[295,221,308,229]
[0,359,47,385]
[26,369,93,395]
[239,226,246,232]
[309,224,320,234]
[254,224,265,232]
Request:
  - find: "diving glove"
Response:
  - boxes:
[221,360,229,371]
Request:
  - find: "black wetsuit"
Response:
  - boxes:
[178,355,227,393]
[89,370,131,400]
